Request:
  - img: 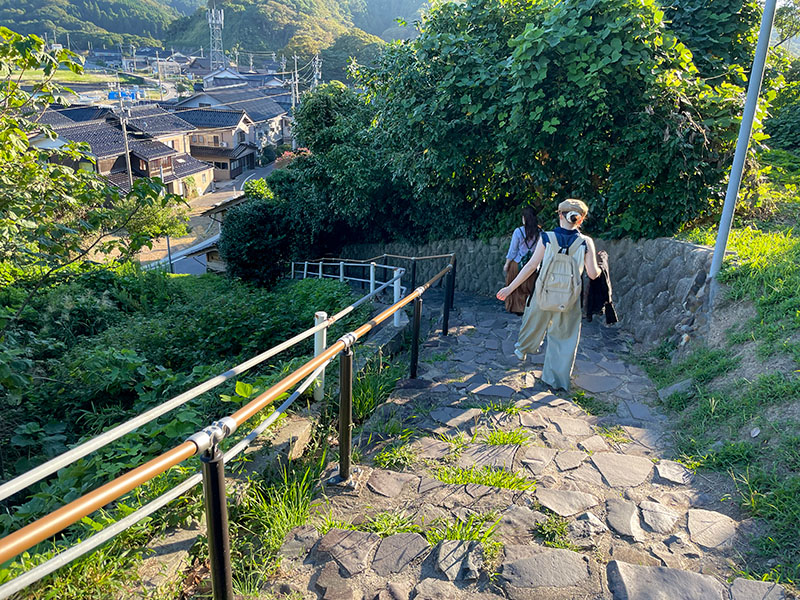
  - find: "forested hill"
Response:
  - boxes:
[165,0,426,58]
[0,0,183,49]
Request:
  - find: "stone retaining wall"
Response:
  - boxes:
[342,237,714,345]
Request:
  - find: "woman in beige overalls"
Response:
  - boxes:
[497,199,601,390]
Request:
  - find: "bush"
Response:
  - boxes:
[261,145,277,163]
[217,197,296,285]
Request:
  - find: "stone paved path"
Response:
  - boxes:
[271,292,788,600]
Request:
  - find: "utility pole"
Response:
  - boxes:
[53,30,57,46]
[234,49,239,71]
[709,0,778,305]
[66,32,71,52]
[116,80,134,191]
[291,56,299,151]
[132,45,137,72]
[156,50,164,101]
[200,46,204,58]
[249,53,253,72]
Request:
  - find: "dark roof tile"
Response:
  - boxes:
[174,108,246,129]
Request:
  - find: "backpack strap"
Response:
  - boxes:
[566,233,585,255]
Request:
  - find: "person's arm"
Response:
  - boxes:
[497,237,545,300]
[584,237,601,280]
[504,228,520,275]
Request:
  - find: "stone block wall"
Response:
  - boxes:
[342,236,714,346]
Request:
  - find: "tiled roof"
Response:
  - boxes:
[122,105,196,135]
[190,144,256,159]
[131,138,177,160]
[39,109,76,127]
[54,121,130,158]
[174,108,246,129]
[107,154,212,193]
[200,85,286,122]
[56,105,112,122]
[173,154,213,178]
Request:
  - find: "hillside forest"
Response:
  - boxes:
[1,0,426,74]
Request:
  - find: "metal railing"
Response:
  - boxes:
[0,252,456,600]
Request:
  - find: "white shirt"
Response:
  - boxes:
[506,227,538,263]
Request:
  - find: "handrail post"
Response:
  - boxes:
[410,257,417,292]
[410,297,422,378]
[449,255,457,309]
[201,446,234,600]
[303,261,308,279]
[393,268,401,327]
[339,261,344,282]
[338,348,353,481]
[319,261,323,279]
[291,262,295,280]
[442,267,453,336]
[313,312,328,402]
[369,262,376,294]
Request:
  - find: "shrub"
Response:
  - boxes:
[218,197,296,285]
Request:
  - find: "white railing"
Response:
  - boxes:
[291,259,406,328]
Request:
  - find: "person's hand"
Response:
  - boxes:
[497,287,511,301]
[502,263,509,275]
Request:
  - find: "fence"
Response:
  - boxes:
[0,252,456,600]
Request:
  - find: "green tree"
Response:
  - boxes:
[359,0,756,238]
[0,27,187,340]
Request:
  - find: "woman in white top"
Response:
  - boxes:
[502,207,541,315]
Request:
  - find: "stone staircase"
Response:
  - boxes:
[269,292,788,600]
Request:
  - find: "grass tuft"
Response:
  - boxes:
[353,356,404,423]
[535,514,578,550]
[374,443,416,470]
[595,425,631,444]
[434,465,534,491]
[572,390,614,416]
[480,427,531,446]
[361,511,421,537]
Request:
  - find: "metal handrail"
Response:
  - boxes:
[0,269,404,503]
[0,363,327,600]
[0,258,453,572]
[302,253,455,264]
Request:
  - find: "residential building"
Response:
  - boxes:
[175,108,258,180]
[173,84,287,147]
[30,115,213,197]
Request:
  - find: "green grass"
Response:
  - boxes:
[433,465,534,491]
[361,511,421,537]
[683,227,800,363]
[595,425,631,444]
[535,514,577,550]
[424,351,451,363]
[572,390,615,416]
[641,346,740,388]
[374,443,416,470]
[315,510,356,535]
[353,356,405,423]
[425,512,500,545]
[463,398,523,415]
[15,68,119,85]
[480,427,531,446]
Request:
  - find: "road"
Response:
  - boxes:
[137,162,277,265]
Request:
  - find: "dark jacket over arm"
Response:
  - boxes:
[584,250,618,325]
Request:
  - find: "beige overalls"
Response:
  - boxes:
[515,232,586,391]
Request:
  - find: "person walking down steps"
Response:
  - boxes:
[502,207,541,315]
[497,199,601,390]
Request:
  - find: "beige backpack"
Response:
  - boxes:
[533,232,585,312]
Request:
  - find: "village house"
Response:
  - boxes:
[172,84,288,148]
[174,108,258,180]
[33,108,214,197]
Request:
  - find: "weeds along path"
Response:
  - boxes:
[268,290,790,600]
